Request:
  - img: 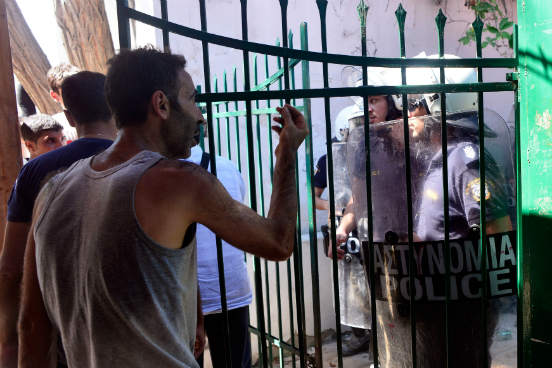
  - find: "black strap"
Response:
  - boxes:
[178,152,209,249]
[199,152,210,170]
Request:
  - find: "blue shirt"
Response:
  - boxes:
[415,141,509,241]
[183,146,252,313]
[313,155,327,189]
[8,138,113,222]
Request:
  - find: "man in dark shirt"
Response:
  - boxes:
[0,71,116,367]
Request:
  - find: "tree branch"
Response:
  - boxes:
[5,0,58,114]
[54,0,114,74]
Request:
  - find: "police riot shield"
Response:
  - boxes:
[347,110,517,368]
[331,141,371,329]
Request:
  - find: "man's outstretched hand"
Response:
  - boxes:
[272,104,309,155]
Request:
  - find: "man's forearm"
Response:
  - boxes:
[336,200,356,235]
[267,146,298,243]
[315,197,329,211]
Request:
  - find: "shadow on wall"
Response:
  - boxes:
[519,46,552,85]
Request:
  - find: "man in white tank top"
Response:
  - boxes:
[18,47,308,368]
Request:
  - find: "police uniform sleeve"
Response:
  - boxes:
[312,155,327,189]
[453,145,509,228]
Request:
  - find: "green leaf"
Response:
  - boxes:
[499,18,514,30]
[501,31,511,39]
[482,41,489,48]
[487,25,499,34]
[459,36,471,45]
[476,3,494,13]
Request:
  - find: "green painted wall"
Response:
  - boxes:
[517,0,552,365]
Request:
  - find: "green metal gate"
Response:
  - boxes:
[517,1,552,367]
[113,0,543,367]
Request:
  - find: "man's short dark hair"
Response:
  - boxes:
[20,114,63,142]
[105,46,187,128]
[47,63,80,93]
[62,71,112,125]
[17,85,36,117]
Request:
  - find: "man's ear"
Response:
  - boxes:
[24,140,36,154]
[64,110,77,128]
[150,90,170,120]
[50,90,61,104]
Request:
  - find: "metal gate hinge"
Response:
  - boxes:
[506,72,519,82]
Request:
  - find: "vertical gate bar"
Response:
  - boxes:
[198,1,232,367]
[288,30,296,106]
[289,28,308,368]
[276,40,284,108]
[395,4,417,367]
[233,68,242,172]
[287,259,297,368]
[159,0,169,51]
[278,1,307,365]
[512,24,523,368]
[264,54,275,183]
[254,53,273,365]
[264,53,284,368]
[196,85,205,151]
[292,33,307,367]
[277,42,297,368]
[292,157,306,368]
[253,55,266,219]
[116,0,131,49]
[263,250,273,365]
[300,21,324,368]
[224,71,231,159]
[279,0,291,104]
[214,77,222,155]
[289,29,308,361]
[315,1,343,366]
[473,16,489,368]
[357,2,379,365]
[435,9,452,368]
[239,2,269,367]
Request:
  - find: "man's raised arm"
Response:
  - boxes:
[191,104,308,260]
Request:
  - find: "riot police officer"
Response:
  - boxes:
[406,59,514,367]
[346,57,515,367]
[318,74,403,357]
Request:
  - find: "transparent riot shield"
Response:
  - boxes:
[347,110,517,368]
[331,141,371,329]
